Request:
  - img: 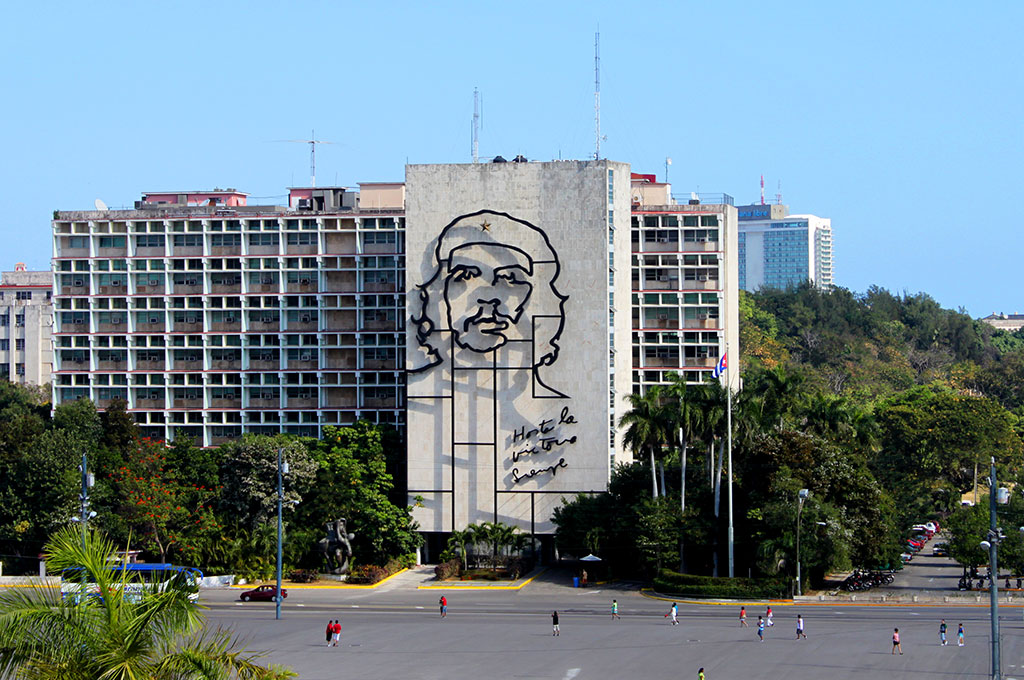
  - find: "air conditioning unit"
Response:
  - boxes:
[72,280,84,287]
[149,317,160,324]
[297,198,312,210]
[697,275,709,282]
[697,314,709,321]
[184,317,197,324]
[657,314,669,321]
[73,318,84,325]
[300,314,312,323]
[300,354,313,362]
[110,316,122,324]
[185,279,198,286]
[657,275,669,282]
[261,277,274,284]
[260,316,274,323]
[299,277,311,285]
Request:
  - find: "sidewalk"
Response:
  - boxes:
[417,565,546,590]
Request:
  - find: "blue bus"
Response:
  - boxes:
[61,563,203,603]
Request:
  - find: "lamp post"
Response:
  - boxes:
[275,447,289,621]
[981,457,1007,680]
[796,488,809,596]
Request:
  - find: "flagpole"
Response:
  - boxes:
[726,341,734,579]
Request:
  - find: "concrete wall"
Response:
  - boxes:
[405,160,630,534]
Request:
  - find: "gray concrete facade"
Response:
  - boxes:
[405,160,632,534]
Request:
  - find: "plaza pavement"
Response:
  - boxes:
[200,568,1024,679]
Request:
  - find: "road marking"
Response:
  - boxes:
[562,669,580,680]
[351,605,360,608]
[910,612,920,616]
[415,606,424,609]
[296,604,305,607]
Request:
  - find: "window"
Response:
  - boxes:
[68,236,88,249]
[98,236,126,248]
[0,339,7,350]
[15,339,24,351]
[287,232,317,245]
[15,314,24,327]
[211,234,241,247]
[173,234,203,247]
[249,233,280,247]
[15,291,32,300]
[136,234,166,248]
[15,364,24,376]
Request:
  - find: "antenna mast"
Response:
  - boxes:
[776,180,783,205]
[276,133,335,187]
[760,175,765,205]
[594,32,601,160]
[472,88,481,163]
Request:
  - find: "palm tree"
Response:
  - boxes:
[447,528,473,570]
[620,387,671,498]
[0,527,292,680]
[667,374,703,515]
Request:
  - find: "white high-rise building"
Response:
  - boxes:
[0,265,53,386]
[735,203,833,291]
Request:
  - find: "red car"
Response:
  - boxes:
[239,585,288,602]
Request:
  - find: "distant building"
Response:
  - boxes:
[735,203,833,291]
[0,264,53,386]
[981,313,1024,332]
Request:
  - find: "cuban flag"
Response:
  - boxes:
[712,352,728,380]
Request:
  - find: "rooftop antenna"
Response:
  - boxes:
[594,31,603,160]
[776,180,783,205]
[665,157,672,184]
[760,175,765,205]
[277,130,334,187]
[472,87,483,163]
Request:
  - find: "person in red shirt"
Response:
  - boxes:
[439,595,447,617]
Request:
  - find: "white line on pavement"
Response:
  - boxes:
[562,669,580,680]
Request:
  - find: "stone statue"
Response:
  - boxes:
[318,518,355,575]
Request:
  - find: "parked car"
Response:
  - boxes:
[239,585,288,602]
[933,543,950,556]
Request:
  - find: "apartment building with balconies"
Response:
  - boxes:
[52,186,405,446]
[0,264,53,386]
[630,174,740,394]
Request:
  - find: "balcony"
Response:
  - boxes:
[61,284,90,296]
[287,318,318,332]
[683,317,719,329]
[285,280,318,293]
[134,398,166,409]
[362,281,398,293]
[134,360,165,371]
[172,357,203,370]
[285,244,317,255]
[248,359,280,370]
[684,357,718,368]
[173,283,202,295]
[209,358,240,370]
[681,278,719,291]
[134,321,166,333]
[642,318,679,330]
[363,359,396,370]
[96,321,128,333]
[209,396,241,408]
[173,319,203,333]
[172,398,203,408]
[209,319,242,332]
[96,359,127,371]
[209,282,241,294]
[247,397,281,408]
[285,397,317,408]
[287,358,318,370]
[249,317,280,331]
[248,283,279,294]
[134,285,166,295]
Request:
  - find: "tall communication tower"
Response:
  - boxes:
[472,88,482,163]
[594,32,601,160]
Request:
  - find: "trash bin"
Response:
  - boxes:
[573,577,579,588]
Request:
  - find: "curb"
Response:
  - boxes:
[640,588,1024,608]
[228,568,410,590]
[417,568,547,591]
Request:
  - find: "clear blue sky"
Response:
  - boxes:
[2,1,1021,317]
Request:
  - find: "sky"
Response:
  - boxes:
[1,1,1021,317]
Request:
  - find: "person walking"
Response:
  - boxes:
[325,620,333,646]
[892,628,902,655]
[796,614,806,639]
[552,610,560,636]
[611,599,621,620]
[330,620,342,647]
[698,668,705,680]
[957,622,965,646]
[666,602,679,625]
[765,605,774,627]
[739,606,748,627]
[939,619,947,646]
[757,616,765,642]
[439,595,447,618]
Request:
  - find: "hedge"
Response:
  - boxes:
[653,569,790,599]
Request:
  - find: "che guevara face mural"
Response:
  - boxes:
[411,209,569,398]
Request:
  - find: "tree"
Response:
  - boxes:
[946,503,991,569]
[216,435,317,530]
[620,387,671,498]
[303,423,420,566]
[0,526,293,680]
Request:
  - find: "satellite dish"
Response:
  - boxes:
[94,199,108,211]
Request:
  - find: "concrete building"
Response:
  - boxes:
[405,160,633,538]
[52,187,405,446]
[980,313,1024,332]
[735,203,833,291]
[630,175,740,395]
[0,264,53,386]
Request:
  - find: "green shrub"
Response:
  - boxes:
[434,558,462,581]
[288,569,320,583]
[653,569,790,599]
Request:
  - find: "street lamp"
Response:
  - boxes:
[982,457,1008,680]
[796,489,809,596]
[276,448,290,621]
